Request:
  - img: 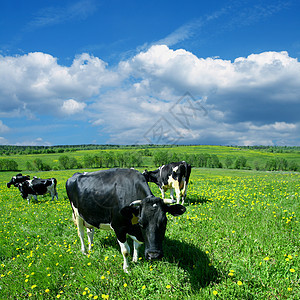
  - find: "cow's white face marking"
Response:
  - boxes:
[153,203,157,208]
[173,166,179,172]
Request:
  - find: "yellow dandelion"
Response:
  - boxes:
[237,281,243,286]
[264,257,270,261]
[45,289,50,293]
[228,272,234,276]
[290,268,295,273]
[83,291,87,295]
[288,287,292,291]
[101,275,105,280]
[94,296,98,299]
[166,285,171,289]
[213,290,218,295]
[31,285,37,289]
[142,285,146,290]
[123,283,127,287]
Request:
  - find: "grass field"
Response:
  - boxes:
[0,168,299,299]
[2,145,300,171]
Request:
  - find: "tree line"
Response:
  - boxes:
[0,150,299,172]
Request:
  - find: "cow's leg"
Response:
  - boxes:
[77,217,87,254]
[118,240,131,273]
[86,227,95,252]
[129,235,143,263]
[169,188,174,200]
[27,194,35,204]
[182,182,188,205]
[173,182,181,204]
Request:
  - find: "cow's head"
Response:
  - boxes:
[121,196,186,260]
[7,174,30,188]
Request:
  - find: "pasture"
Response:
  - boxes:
[0,168,299,299]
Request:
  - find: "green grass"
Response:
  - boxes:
[0,168,299,299]
[2,145,300,171]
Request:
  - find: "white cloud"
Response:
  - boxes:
[0,52,119,118]
[0,45,299,145]
[61,99,87,115]
[0,120,10,133]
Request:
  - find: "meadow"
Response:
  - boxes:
[0,167,299,299]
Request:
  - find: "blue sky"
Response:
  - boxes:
[0,0,299,146]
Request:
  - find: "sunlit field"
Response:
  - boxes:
[0,168,299,299]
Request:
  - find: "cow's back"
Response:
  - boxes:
[66,168,152,227]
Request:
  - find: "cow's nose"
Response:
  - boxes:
[146,250,163,260]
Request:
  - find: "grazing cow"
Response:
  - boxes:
[7,173,30,188]
[143,161,191,205]
[66,168,186,273]
[18,177,58,204]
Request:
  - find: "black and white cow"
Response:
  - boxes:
[143,161,191,205]
[18,177,58,204]
[66,168,186,273]
[7,173,30,188]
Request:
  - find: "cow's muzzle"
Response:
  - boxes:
[145,250,163,260]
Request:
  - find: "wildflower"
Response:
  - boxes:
[45,289,50,293]
[288,288,292,291]
[101,275,105,280]
[104,256,108,261]
[94,296,99,299]
[237,281,243,286]
[142,285,146,289]
[290,268,295,273]
[87,262,91,266]
[123,283,127,287]
[166,285,171,289]
[83,291,87,295]
[31,285,37,289]
[213,290,218,295]
[228,272,234,276]
[264,257,270,261]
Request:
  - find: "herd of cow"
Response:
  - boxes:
[7,161,191,272]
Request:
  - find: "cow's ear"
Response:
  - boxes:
[165,204,186,216]
[120,206,140,219]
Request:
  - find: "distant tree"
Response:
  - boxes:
[234,156,247,169]
[59,155,70,169]
[225,156,234,169]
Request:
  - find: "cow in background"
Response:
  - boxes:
[143,161,191,205]
[18,177,58,204]
[7,173,30,188]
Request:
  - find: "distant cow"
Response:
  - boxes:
[66,168,186,273]
[7,173,30,188]
[143,161,191,205]
[18,177,58,204]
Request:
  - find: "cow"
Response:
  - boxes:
[143,161,191,205]
[66,168,186,273]
[7,173,30,188]
[18,177,58,204]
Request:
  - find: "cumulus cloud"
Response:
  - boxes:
[0,120,10,133]
[0,45,299,145]
[61,99,87,115]
[0,52,119,118]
